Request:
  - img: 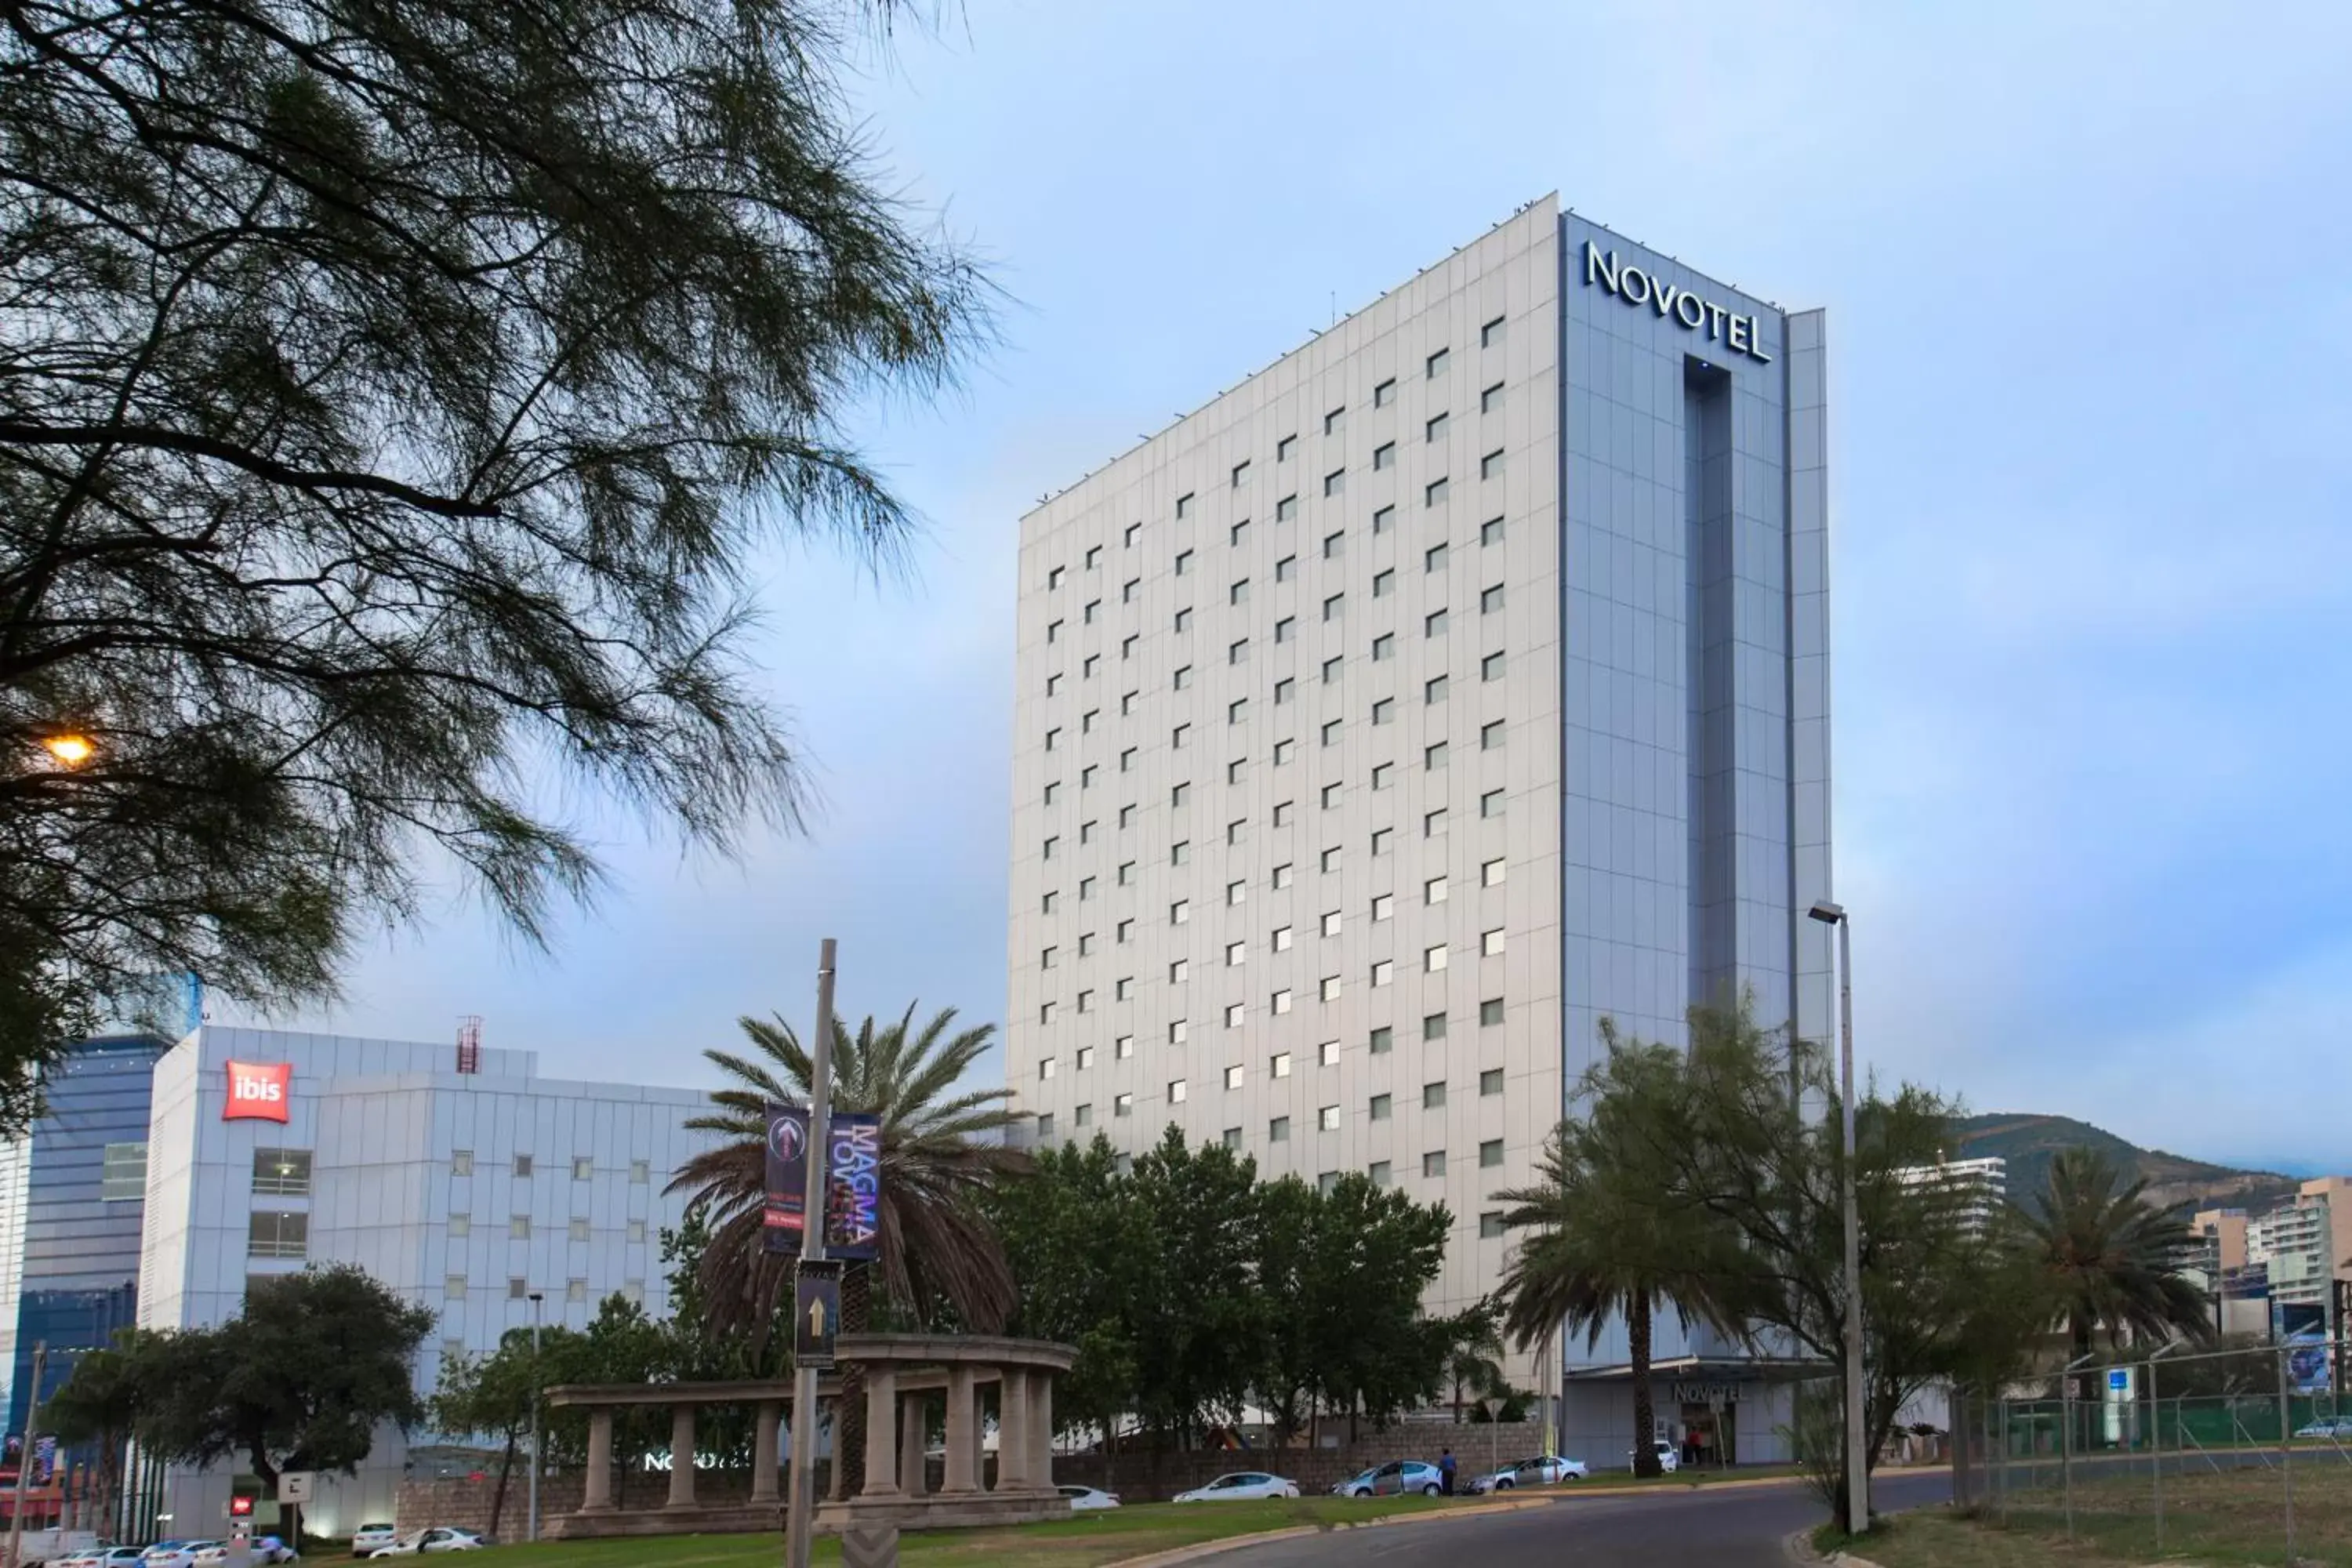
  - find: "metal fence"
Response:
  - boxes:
[1951,1339,2352,1565]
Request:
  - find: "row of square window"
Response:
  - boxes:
[1047,900,1504,970]
[443,1214,654,1243]
[438,1277,644,1307]
[1044,550,1508,648]
[1044,646,1508,760]
[1040,1000,1505,1078]
[448,1151,656,1182]
[1040,790,1508,880]
[1040,930,1506,1018]
[1047,721,1507,822]
[1043,852,1506,924]
[1043,322,1512,588]
[1044,556,1506,702]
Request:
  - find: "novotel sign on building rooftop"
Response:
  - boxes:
[1581,240,1773,365]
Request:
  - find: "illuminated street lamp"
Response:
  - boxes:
[39,733,95,767]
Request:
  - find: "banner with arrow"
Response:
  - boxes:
[794,1258,842,1369]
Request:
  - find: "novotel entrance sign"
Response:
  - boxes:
[1581,241,1773,365]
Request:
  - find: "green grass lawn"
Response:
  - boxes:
[1820,1464,2352,1568]
[440,1495,1489,1568]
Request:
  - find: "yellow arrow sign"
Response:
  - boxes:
[808,1296,828,1339]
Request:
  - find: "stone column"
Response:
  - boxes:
[1031,1373,1055,1490]
[581,1408,615,1512]
[750,1400,782,1505]
[860,1367,902,1497]
[942,1367,978,1494]
[827,1392,848,1501]
[899,1390,929,1497]
[997,1369,1030,1491]
[666,1403,698,1508]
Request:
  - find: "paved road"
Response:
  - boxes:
[1210,1472,1954,1568]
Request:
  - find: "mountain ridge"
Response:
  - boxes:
[1951,1111,2303,1217]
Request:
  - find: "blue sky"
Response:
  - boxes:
[245,2,2352,1172]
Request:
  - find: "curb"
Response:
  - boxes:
[1781,1526,1889,1568]
[1105,1496,1554,1568]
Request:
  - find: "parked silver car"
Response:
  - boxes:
[1344,1458,1443,1497]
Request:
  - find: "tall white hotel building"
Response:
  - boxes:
[1006,197,1831,1460]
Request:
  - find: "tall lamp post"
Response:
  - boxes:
[1809,899,1867,1536]
[527,1290,544,1544]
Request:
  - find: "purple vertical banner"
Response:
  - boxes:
[822,1112,882,1260]
[762,1102,810,1254]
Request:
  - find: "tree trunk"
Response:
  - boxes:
[1451,1377,1464,1424]
[487,1428,517,1539]
[835,1263,872,1496]
[1629,1291,1661,1479]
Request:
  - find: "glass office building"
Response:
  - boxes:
[1007,196,1831,1462]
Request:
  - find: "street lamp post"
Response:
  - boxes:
[1809,900,1867,1537]
[527,1291,544,1544]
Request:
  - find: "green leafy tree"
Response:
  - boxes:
[671,1003,1026,1491]
[42,1330,151,1531]
[0,0,987,1105]
[1441,1299,1508,1425]
[429,1328,567,1539]
[2016,1146,2215,1393]
[1124,1129,1267,1446]
[110,1265,434,1534]
[1302,1174,1450,1440]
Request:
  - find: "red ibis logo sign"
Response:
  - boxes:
[224,1060,291,1123]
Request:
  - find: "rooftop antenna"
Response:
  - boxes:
[456,1015,481,1074]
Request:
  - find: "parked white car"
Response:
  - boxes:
[141,1543,220,1568]
[347,1525,399,1558]
[1056,1484,1121,1510]
[366,1530,485,1557]
[51,1548,144,1568]
[1628,1440,1679,1473]
[1172,1472,1299,1502]
[194,1538,296,1566]
[1467,1454,1588,1493]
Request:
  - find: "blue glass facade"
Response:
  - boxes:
[7,1035,165,1443]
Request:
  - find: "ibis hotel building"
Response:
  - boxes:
[1006,197,1832,1464]
[131,1025,715,1535]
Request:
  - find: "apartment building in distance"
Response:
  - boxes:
[1006,196,1831,1461]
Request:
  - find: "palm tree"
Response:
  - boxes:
[670,1003,1029,1490]
[1491,1037,1750,1479]
[1442,1301,1507,1425]
[2019,1146,2212,1390]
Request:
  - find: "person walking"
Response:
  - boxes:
[1439,1448,1457,1496]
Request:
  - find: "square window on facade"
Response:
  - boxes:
[1426,412,1449,444]
[1371,960,1393,988]
[1120,802,1138,826]
[1370,1025,1392,1054]
[1427,347,1450,379]
[1042,891,1059,915]
[1127,522,1143,548]
[1320,975,1341,1001]
[1322,719,1342,748]
[1173,781,1192,808]
[1426,543,1450,573]
[1373,633,1395,661]
[1275,677,1294,706]
[1483,927,1505,956]
[1039,1000,1056,1025]
[1370,1093,1392,1121]
[1226,939,1247,966]
[1123,577,1140,603]
[1480,1138,1504,1169]
[1479,1211,1505,1239]
[1424,1012,1448,1041]
[1482,789,1506,818]
[1424,1149,1447,1178]
[1271,1051,1293,1078]
[1042,945,1058,970]
[1117,1033,1136,1058]
[1273,862,1294,888]
[1116,977,1133,1000]
[1036,1112,1055,1140]
[1170,1019,1189,1044]
[1319,1105,1340,1132]
[1370,1160,1393,1186]
[1425,477,1450,506]
[1425,808,1447,837]
[1175,608,1192,632]
[1087,545,1102,571]
[1116,1093,1134,1118]
[1083,763,1099,789]
[1319,1170,1340,1194]
[1079,1045,1098,1069]
[1230,578,1250,606]
[566,1278,590,1302]
[1373,503,1395,535]
[510,1214,532,1240]
[1048,564,1065,591]
[1226,880,1246,906]
[1319,1040,1341,1067]
[1481,1067,1504,1096]
[1482,651,1505,681]
[1076,989,1094,1014]
[1482,516,1505,546]
[448,1213,470,1239]
[1373,568,1394,598]
[1425,674,1449,704]
[1323,530,1345,559]
[627,1218,648,1243]
[1173,722,1191,749]
[1276,736,1296,764]
[1325,406,1345,435]
[1076,1102,1094,1127]
[1278,434,1297,463]
[1170,959,1189,982]
[1118,917,1135,942]
[1169,1078,1189,1103]
[1225,1064,1245,1090]
[514,1153,534,1178]
[251,1148,310,1197]
[1372,698,1394,725]
[1321,781,1343,810]
[1084,599,1101,623]
[1228,699,1247,726]
[1272,987,1293,1014]
[1372,893,1393,921]
[1044,728,1061,753]
[1177,492,1195,520]
[1323,469,1345,498]
[1172,839,1190,864]
[1047,619,1063,644]
[1273,924,1294,951]
[1276,554,1297,583]
[1374,441,1396,471]
[1175,549,1192,577]
[1482,996,1505,1026]
[1320,844,1341,872]
[445,1276,467,1301]
[1426,875,1449,904]
[1483,719,1505,750]
[1323,593,1345,622]
[1322,655,1342,684]
[1269,1116,1291,1143]
[1424,1080,1447,1109]
[1374,377,1396,408]
[1481,449,1505,481]
[1272,798,1294,826]
[1046,673,1062,699]
[1174,663,1193,691]
[1229,638,1249,666]
[1372,761,1393,790]
[1481,583,1505,613]
[1123,634,1138,660]
[1222,1127,1243,1151]
[1276,615,1296,644]
[1371,827,1392,857]
[569,1216,590,1243]
[1321,909,1342,936]
[1232,460,1250,489]
[1482,315,1505,348]
[1117,860,1134,885]
[1080,875,1097,902]
[1277,494,1298,521]
[1426,608,1450,637]
[1425,742,1449,771]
